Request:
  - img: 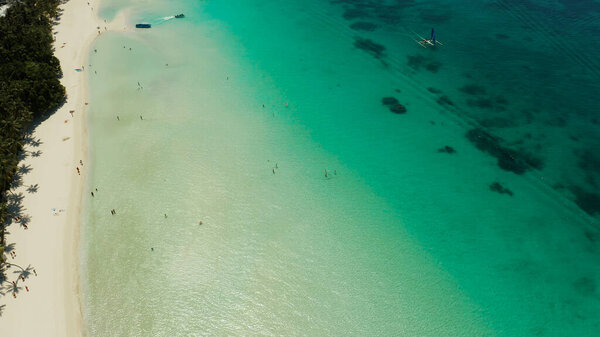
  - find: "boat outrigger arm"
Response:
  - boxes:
[415,28,443,48]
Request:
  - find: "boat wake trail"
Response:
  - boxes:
[149,16,175,26]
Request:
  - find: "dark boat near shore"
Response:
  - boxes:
[175,14,185,18]
[136,23,151,28]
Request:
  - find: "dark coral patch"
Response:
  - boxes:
[570,187,600,216]
[490,182,514,196]
[425,61,442,73]
[354,37,386,60]
[381,96,406,114]
[437,95,454,107]
[437,145,456,154]
[467,98,494,109]
[349,22,377,31]
[480,118,516,128]
[460,84,487,95]
[343,8,369,20]
[466,128,543,174]
[427,87,442,94]
[578,150,600,187]
[381,97,399,105]
[389,104,407,114]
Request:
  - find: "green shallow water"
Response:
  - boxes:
[83,0,600,336]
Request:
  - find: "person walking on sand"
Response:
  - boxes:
[80,159,83,166]
[91,192,94,197]
[117,116,120,121]
[140,115,143,120]
[76,167,80,175]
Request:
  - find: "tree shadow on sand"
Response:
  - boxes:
[0,263,35,297]
[22,133,43,148]
[26,184,39,194]
[0,66,59,317]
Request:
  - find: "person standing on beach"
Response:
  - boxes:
[76,167,80,175]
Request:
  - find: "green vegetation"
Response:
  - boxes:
[0,0,65,264]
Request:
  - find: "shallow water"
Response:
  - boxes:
[83,0,600,335]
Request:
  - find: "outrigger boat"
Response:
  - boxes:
[414,28,443,48]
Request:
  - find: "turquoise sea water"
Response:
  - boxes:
[83,0,600,335]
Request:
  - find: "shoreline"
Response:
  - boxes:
[0,0,129,335]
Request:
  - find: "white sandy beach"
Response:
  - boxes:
[0,1,128,335]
